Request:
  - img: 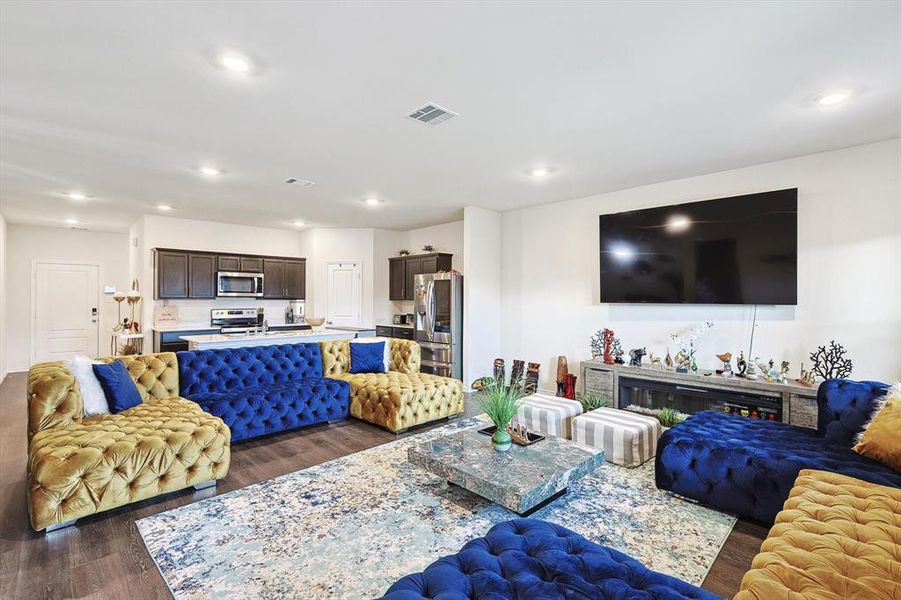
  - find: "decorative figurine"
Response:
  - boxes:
[510,360,525,389]
[602,328,616,365]
[664,349,674,370]
[674,350,691,373]
[779,360,790,383]
[564,373,577,400]
[736,351,748,377]
[422,244,436,252]
[716,352,733,377]
[796,362,817,387]
[649,353,663,369]
[628,347,647,367]
[506,422,532,446]
[670,321,714,376]
[612,338,625,364]
[524,362,540,394]
[493,358,506,387]
[745,357,759,380]
[809,340,853,380]
[471,376,495,391]
[556,356,569,397]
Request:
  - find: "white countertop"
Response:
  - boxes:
[181,328,355,350]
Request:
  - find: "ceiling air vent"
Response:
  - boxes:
[283,178,315,187]
[405,103,459,126]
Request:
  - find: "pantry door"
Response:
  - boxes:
[326,262,362,327]
[32,261,100,363]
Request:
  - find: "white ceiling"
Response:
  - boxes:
[1,1,899,232]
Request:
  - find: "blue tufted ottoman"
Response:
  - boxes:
[381,519,719,599]
[655,380,900,523]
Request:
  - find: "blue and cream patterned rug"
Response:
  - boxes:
[138,418,736,599]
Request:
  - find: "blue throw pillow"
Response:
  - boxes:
[92,361,142,413]
[350,341,386,374]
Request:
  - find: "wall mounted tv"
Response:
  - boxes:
[599,188,798,305]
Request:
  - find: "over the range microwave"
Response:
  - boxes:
[217,271,264,297]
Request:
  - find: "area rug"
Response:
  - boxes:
[138,418,736,599]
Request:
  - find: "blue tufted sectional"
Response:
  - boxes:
[381,519,718,599]
[177,343,349,442]
[656,379,901,523]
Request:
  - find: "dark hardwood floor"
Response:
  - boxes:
[0,372,767,599]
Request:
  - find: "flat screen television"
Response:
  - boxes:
[599,188,797,305]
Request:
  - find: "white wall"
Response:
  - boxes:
[502,139,901,391]
[463,207,502,385]
[373,228,407,325]
[4,224,129,371]
[300,228,375,326]
[407,221,464,271]
[0,214,7,380]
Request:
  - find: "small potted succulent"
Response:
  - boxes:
[476,382,525,451]
[656,407,687,430]
[577,392,609,412]
[422,244,436,252]
[398,249,410,256]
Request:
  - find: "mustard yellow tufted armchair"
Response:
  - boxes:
[26,353,231,532]
[320,339,464,432]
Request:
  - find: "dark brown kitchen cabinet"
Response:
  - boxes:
[188,253,215,298]
[263,259,285,298]
[388,253,453,301]
[389,258,407,300]
[284,260,305,299]
[156,251,189,299]
[218,255,263,272]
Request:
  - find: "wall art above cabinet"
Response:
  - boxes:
[152,248,306,300]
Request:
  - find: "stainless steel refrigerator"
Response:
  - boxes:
[414,272,463,379]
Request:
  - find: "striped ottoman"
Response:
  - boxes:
[511,393,583,438]
[572,408,662,467]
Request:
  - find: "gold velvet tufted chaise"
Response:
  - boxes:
[320,339,464,432]
[27,353,231,532]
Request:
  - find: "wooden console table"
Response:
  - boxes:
[579,359,819,429]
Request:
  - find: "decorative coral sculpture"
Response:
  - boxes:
[809,340,853,380]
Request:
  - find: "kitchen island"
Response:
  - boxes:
[181,328,364,351]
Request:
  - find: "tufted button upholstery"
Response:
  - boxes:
[320,339,461,432]
[27,358,230,531]
[177,343,350,442]
[381,519,719,599]
[816,379,888,446]
[736,469,901,600]
[655,407,901,524]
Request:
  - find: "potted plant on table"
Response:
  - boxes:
[476,383,525,452]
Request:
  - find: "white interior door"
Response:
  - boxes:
[33,261,100,362]
[326,262,362,327]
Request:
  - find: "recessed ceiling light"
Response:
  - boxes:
[529,167,549,177]
[292,220,305,227]
[365,197,381,206]
[65,218,78,225]
[219,52,251,73]
[67,192,87,201]
[666,214,692,233]
[199,166,221,177]
[157,204,173,211]
[817,90,851,106]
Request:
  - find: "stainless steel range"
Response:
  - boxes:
[414,272,462,379]
[211,308,264,333]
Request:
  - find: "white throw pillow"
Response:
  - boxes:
[351,337,392,372]
[65,356,110,417]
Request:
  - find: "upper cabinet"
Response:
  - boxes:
[153,248,305,300]
[388,253,453,300]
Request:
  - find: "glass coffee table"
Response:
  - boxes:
[408,428,605,515]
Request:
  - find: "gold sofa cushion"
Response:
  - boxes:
[331,371,464,432]
[853,385,901,471]
[320,338,421,376]
[27,355,231,531]
[735,469,901,600]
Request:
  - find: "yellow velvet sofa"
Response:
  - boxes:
[27,353,231,532]
[736,469,901,600]
[320,339,464,432]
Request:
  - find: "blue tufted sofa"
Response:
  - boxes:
[381,519,719,599]
[656,379,901,523]
[177,343,349,442]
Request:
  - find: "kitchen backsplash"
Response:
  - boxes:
[155,299,300,327]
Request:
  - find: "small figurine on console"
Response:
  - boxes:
[612,338,625,364]
[649,353,663,369]
[736,351,747,377]
[602,328,616,365]
[796,362,816,387]
[716,352,733,377]
[664,349,674,370]
[628,347,647,367]
[745,357,759,380]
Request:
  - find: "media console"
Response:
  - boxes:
[579,359,819,428]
